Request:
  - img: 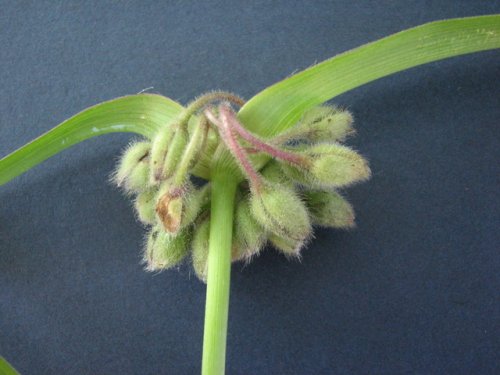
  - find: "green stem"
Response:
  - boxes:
[202,172,238,375]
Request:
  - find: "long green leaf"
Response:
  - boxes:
[0,94,183,186]
[214,15,500,174]
[241,15,500,136]
[0,357,20,375]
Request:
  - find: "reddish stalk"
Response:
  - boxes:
[205,108,263,191]
[218,104,310,167]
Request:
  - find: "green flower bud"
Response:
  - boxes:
[155,181,208,233]
[113,141,151,193]
[143,226,189,271]
[304,190,355,228]
[250,183,312,242]
[269,233,306,258]
[134,189,157,225]
[149,124,176,184]
[274,106,354,144]
[232,197,266,261]
[155,181,192,233]
[260,160,293,187]
[282,143,370,188]
[191,216,210,282]
[162,128,189,179]
[182,184,211,228]
[298,106,354,143]
[300,105,337,124]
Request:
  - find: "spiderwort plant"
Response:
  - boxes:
[0,16,499,375]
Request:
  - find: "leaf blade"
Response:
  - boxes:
[0,357,21,375]
[211,15,500,175]
[239,15,500,137]
[0,94,183,186]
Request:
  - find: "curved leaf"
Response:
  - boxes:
[0,94,183,186]
[241,15,500,136]
[214,15,500,174]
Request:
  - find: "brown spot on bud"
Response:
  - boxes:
[156,187,184,233]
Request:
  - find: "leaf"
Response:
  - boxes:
[1,16,499,184]
[213,15,500,175]
[0,94,183,186]
[0,357,20,375]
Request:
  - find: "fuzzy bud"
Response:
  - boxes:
[297,106,355,143]
[269,233,306,258]
[182,184,211,228]
[149,124,176,184]
[134,189,157,225]
[113,141,151,193]
[304,190,355,228]
[260,160,293,187]
[232,197,266,261]
[250,183,312,242]
[162,128,189,179]
[155,181,193,233]
[282,143,370,188]
[191,216,210,282]
[144,227,189,271]
[155,181,209,234]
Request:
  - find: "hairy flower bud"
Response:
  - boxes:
[260,160,293,187]
[144,227,189,271]
[113,141,151,193]
[299,106,355,143]
[182,184,211,228]
[232,198,265,261]
[191,216,210,282]
[149,124,176,184]
[162,128,189,179]
[250,183,311,242]
[274,106,355,145]
[155,181,192,233]
[134,189,157,225]
[155,181,209,234]
[269,233,306,258]
[304,190,355,228]
[282,143,370,188]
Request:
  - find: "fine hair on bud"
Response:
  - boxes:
[269,233,306,258]
[191,216,210,282]
[260,160,293,187]
[299,106,355,143]
[232,197,266,262]
[274,105,355,144]
[149,123,176,184]
[304,190,355,229]
[134,189,157,225]
[182,184,211,229]
[161,127,189,179]
[282,143,370,189]
[250,182,312,243]
[155,180,193,234]
[143,226,190,271]
[113,141,151,194]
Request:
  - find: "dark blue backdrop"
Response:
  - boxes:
[1,1,499,374]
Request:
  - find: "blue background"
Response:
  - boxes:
[0,1,499,374]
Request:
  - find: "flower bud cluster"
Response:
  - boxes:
[113,92,370,282]
[112,107,213,273]
[222,105,370,268]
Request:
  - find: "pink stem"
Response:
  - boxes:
[205,108,263,190]
[218,104,309,167]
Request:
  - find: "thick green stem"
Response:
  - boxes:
[202,173,238,375]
